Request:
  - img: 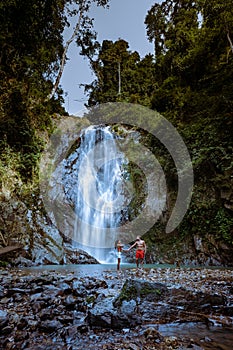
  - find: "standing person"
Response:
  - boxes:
[127,236,146,269]
[115,240,124,271]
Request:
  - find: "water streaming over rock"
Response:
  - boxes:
[64,125,128,263]
[61,124,167,263]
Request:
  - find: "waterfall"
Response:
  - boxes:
[69,125,127,263]
[61,124,166,263]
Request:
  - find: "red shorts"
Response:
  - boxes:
[136,250,144,259]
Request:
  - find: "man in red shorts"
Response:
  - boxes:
[127,236,146,269]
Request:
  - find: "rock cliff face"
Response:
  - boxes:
[0,194,64,265]
[0,193,99,266]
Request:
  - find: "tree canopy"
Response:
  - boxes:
[0,0,109,180]
[83,39,156,107]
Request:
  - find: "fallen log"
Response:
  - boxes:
[0,245,23,256]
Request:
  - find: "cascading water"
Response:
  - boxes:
[64,125,128,263]
[61,123,166,263]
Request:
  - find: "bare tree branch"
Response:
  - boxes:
[0,231,8,247]
[48,0,109,101]
[227,30,233,55]
[118,61,121,95]
[48,6,84,100]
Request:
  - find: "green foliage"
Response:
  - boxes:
[0,137,42,196]
[0,0,68,185]
[144,0,233,244]
[214,208,233,244]
[0,0,112,199]
[84,39,156,107]
[124,161,148,221]
[180,188,233,246]
[0,140,22,194]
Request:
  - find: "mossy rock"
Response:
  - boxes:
[113,279,168,307]
[0,260,9,267]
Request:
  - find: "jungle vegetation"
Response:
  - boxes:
[0,0,232,246]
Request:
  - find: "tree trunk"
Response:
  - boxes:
[48,7,84,100]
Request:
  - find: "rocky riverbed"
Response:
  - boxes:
[0,265,232,349]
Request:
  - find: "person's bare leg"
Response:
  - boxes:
[117,258,120,271]
[138,258,141,269]
[141,258,145,268]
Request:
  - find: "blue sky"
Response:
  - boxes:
[61,0,159,115]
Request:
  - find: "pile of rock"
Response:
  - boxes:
[0,267,232,349]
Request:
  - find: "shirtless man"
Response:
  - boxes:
[127,236,146,269]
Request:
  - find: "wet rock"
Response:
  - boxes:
[39,308,56,321]
[57,314,73,325]
[72,280,88,297]
[57,282,72,295]
[7,287,30,296]
[87,291,143,330]
[0,297,12,304]
[87,297,117,328]
[84,277,108,290]
[0,309,8,328]
[1,325,14,335]
[14,330,29,342]
[0,286,5,298]
[17,317,28,330]
[127,343,140,350]
[27,318,38,330]
[64,244,100,265]
[39,319,63,332]
[14,257,36,268]
[64,294,76,309]
[0,266,232,349]
[120,299,137,315]
[113,279,168,307]
[141,326,163,341]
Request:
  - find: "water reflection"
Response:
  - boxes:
[24,263,170,276]
[159,322,233,349]
[24,263,233,275]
